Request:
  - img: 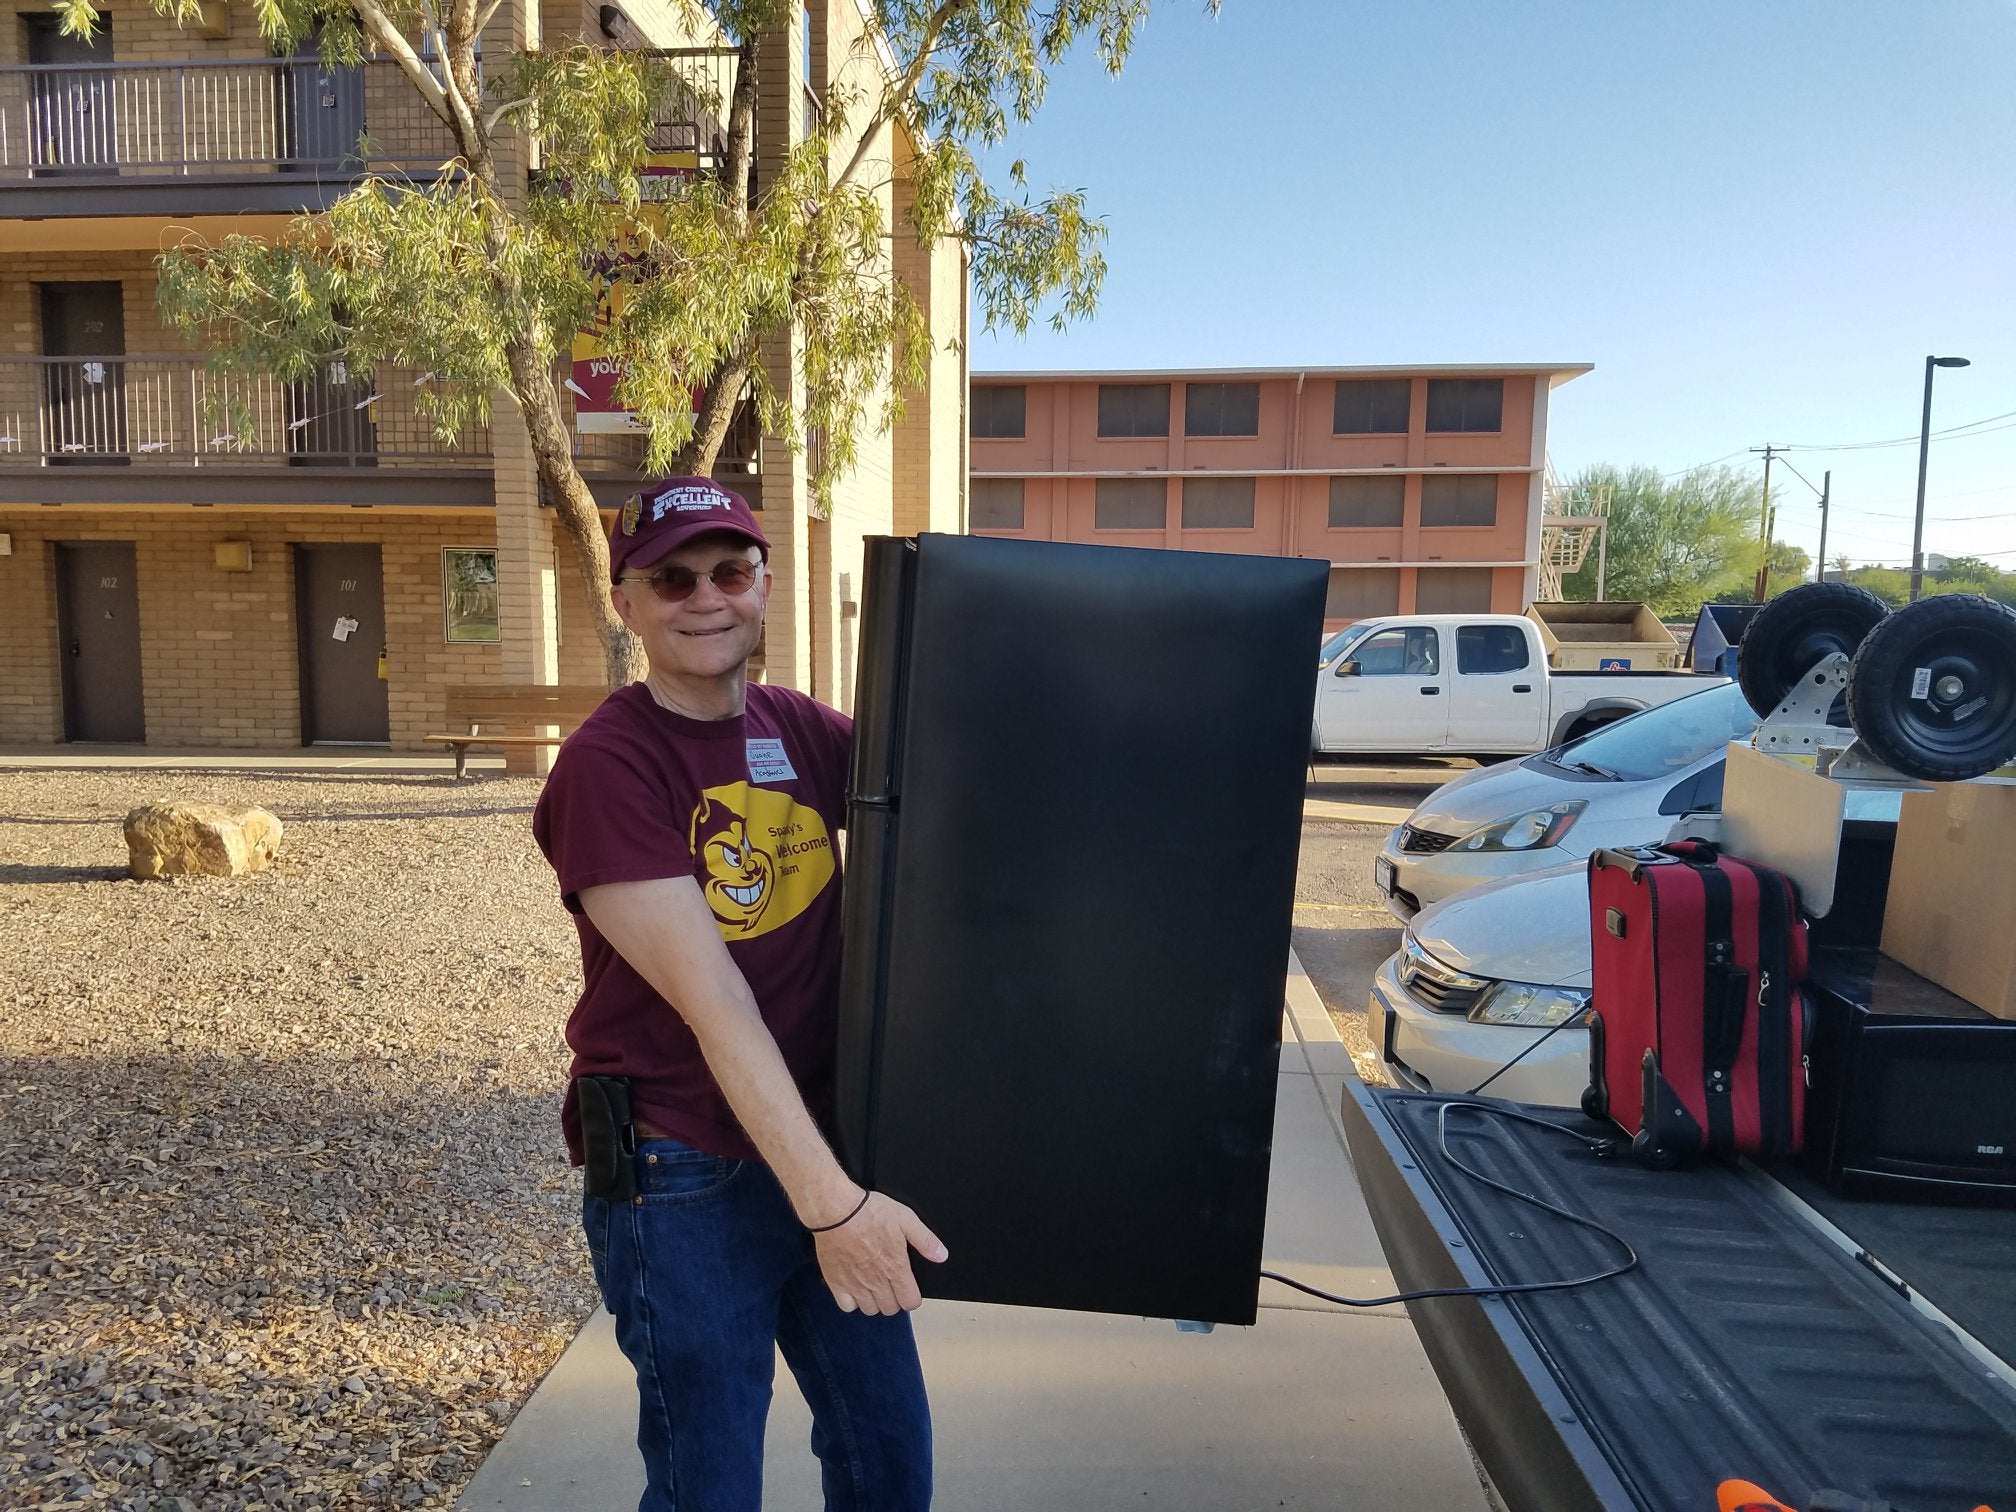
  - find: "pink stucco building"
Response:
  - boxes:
[968,364,1591,630]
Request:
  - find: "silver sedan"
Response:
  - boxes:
[1373,681,1761,920]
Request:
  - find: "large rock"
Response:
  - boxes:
[124,802,284,880]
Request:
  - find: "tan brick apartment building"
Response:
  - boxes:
[0,0,966,754]
[967,365,1589,631]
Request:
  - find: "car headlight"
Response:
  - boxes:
[1451,800,1588,853]
[1467,981,1592,1028]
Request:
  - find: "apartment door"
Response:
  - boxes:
[25,13,114,174]
[295,544,390,743]
[286,353,378,466]
[40,281,127,465]
[277,32,364,173]
[55,542,146,743]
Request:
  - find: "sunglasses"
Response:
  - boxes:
[621,558,764,603]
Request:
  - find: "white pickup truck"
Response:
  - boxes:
[1313,613,1725,758]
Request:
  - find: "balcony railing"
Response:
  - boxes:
[0,57,457,181]
[0,355,488,468]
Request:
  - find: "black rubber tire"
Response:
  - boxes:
[1845,593,2016,782]
[1579,1083,1607,1122]
[1629,1128,1682,1170]
[1736,582,1890,718]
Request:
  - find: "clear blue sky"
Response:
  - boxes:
[967,0,2016,573]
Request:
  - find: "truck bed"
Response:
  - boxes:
[1340,1081,2016,1512]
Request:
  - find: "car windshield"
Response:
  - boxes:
[1318,625,1378,669]
[1543,681,1759,781]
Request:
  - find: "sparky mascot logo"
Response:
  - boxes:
[688,784,834,941]
[619,491,644,536]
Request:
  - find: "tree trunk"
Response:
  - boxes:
[506,339,646,688]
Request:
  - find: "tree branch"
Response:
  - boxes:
[485,94,535,133]
[352,0,454,125]
[833,0,976,192]
[680,338,758,478]
[721,38,761,220]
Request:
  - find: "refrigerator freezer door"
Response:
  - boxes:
[838,534,1328,1324]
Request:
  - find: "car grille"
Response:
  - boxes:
[1397,937,1491,1015]
[1399,825,1458,855]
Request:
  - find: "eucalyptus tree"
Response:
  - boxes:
[56,0,1212,685]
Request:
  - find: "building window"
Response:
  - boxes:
[1094,477,1167,530]
[1332,379,1410,434]
[1425,378,1503,433]
[1328,475,1405,528]
[1097,384,1170,438]
[1183,382,1260,437]
[971,384,1026,439]
[1416,567,1495,613]
[1180,476,1255,529]
[971,477,1025,530]
[1352,626,1440,676]
[443,548,500,643]
[1324,567,1401,621]
[1457,624,1530,674]
[1420,473,1498,527]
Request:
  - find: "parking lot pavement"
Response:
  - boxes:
[1292,803,1407,1085]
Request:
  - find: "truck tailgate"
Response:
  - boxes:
[1340,1082,2016,1512]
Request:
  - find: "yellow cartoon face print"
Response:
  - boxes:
[688,784,835,940]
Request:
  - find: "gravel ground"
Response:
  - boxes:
[0,771,598,1512]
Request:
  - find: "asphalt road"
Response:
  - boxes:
[1291,758,1468,1082]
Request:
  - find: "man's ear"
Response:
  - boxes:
[611,583,643,636]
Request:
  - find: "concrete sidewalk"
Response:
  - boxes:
[455,953,1487,1511]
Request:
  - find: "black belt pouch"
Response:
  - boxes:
[577,1074,638,1202]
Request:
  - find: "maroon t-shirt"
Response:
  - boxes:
[531,681,853,1165]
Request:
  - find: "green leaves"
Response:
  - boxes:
[135,0,1209,524]
[1559,464,1768,616]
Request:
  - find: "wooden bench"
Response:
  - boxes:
[426,684,611,778]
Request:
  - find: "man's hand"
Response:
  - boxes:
[813,1192,948,1315]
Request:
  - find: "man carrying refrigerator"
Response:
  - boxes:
[533,476,945,1512]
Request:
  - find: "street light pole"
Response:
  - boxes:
[1910,354,1971,601]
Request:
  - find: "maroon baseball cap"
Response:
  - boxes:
[609,476,770,583]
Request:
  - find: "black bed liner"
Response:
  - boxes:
[1341,1082,2016,1512]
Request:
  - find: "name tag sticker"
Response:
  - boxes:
[747,737,798,783]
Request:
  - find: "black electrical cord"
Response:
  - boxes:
[1463,1012,1584,1097]
[1259,1100,1638,1308]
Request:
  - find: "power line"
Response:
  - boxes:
[1773,456,1826,500]
[1659,450,1748,479]
[1833,506,2016,523]
[1781,407,2016,453]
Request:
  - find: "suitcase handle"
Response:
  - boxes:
[1705,965,1750,1067]
[1591,848,1646,881]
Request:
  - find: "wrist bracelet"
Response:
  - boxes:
[807,1189,872,1234]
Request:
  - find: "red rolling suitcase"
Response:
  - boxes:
[1583,841,1808,1165]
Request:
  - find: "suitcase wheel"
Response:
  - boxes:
[1580,1083,1607,1122]
[1630,1128,1682,1170]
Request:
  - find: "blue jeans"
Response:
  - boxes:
[581,1138,932,1512]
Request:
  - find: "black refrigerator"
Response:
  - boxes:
[836,533,1329,1326]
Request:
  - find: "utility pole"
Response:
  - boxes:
[1815,470,1831,582]
[1750,445,1783,601]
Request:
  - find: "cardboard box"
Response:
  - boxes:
[1881,782,2016,1020]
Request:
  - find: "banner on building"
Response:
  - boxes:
[568,151,700,436]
